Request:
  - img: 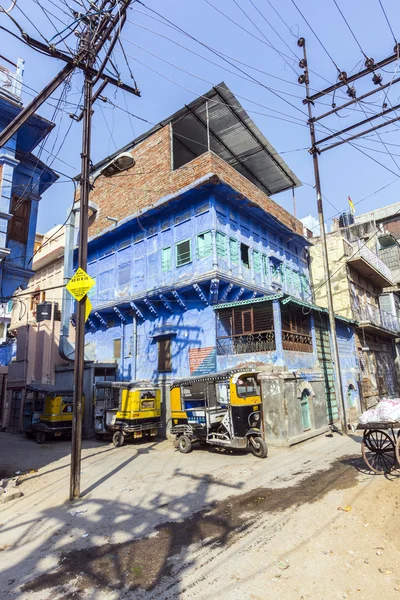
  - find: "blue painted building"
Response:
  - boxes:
[0,56,57,297]
[83,180,311,383]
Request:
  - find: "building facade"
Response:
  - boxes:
[1,227,68,429]
[0,56,57,298]
[309,229,399,410]
[60,84,324,434]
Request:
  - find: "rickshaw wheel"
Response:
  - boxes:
[112,431,124,447]
[362,430,396,474]
[249,436,268,459]
[35,431,46,445]
[178,435,192,454]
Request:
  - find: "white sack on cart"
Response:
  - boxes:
[359,398,400,423]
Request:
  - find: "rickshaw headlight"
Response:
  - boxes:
[248,411,260,427]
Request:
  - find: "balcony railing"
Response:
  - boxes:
[282,331,313,353]
[217,331,275,355]
[353,303,400,333]
[348,239,394,285]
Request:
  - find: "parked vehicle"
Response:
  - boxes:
[170,370,267,458]
[94,381,161,447]
[24,384,79,444]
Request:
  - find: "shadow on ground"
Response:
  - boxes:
[0,453,365,600]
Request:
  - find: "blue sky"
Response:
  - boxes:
[2,0,400,233]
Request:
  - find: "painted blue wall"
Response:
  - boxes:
[336,321,360,412]
[83,182,313,382]
[0,96,57,297]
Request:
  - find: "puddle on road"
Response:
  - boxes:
[22,455,361,597]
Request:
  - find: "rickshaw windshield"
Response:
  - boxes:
[236,375,260,398]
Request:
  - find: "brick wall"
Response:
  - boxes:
[88,126,303,237]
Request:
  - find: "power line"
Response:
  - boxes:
[289,0,341,73]
[377,0,397,45]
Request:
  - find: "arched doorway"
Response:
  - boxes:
[300,389,311,431]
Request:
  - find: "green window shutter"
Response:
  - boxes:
[230,237,238,263]
[162,247,172,271]
[301,275,310,296]
[262,254,268,276]
[216,231,227,257]
[196,231,212,259]
[271,259,282,283]
[253,250,261,273]
[293,271,300,291]
[285,266,292,286]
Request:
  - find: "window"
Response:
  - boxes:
[113,339,121,359]
[99,269,112,292]
[8,195,30,243]
[176,239,191,267]
[241,243,250,268]
[262,254,268,276]
[230,238,239,263]
[242,309,253,333]
[196,231,212,259]
[162,247,172,271]
[253,250,261,273]
[270,259,282,283]
[236,374,260,398]
[30,291,45,315]
[118,263,131,288]
[158,337,172,372]
[216,231,227,257]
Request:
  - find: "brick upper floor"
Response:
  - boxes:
[88,125,303,238]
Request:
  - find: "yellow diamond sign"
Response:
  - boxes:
[66,268,95,302]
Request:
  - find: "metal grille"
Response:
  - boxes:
[217,332,275,355]
[282,331,312,352]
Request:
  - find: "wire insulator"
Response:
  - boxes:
[372,73,383,85]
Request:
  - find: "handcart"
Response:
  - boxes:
[357,421,400,474]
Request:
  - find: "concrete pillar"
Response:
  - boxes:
[272,299,284,366]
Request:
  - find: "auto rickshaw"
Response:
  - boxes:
[23,384,80,444]
[94,381,161,447]
[170,370,267,458]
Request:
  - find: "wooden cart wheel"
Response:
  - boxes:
[362,430,396,474]
[395,431,400,466]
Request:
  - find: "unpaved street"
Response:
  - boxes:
[0,431,399,599]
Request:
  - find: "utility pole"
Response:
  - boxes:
[298,37,348,435]
[70,29,94,501]
[298,38,400,433]
[0,0,139,499]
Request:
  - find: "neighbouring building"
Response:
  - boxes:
[1,226,69,429]
[309,225,399,410]
[59,83,340,436]
[0,56,57,298]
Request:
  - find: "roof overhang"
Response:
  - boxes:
[0,96,55,154]
[357,322,399,337]
[347,255,394,287]
[89,83,301,196]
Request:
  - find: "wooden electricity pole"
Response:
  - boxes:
[0,0,139,500]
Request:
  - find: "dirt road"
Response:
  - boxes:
[0,431,399,599]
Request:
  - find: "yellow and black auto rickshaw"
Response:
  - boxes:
[170,370,267,458]
[24,384,78,444]
[94,381,162,447]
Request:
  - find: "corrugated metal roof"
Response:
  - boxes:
[171,83,301,195]
[91,83,301,196]
[281,296,328,313]
[213,293,283,310]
